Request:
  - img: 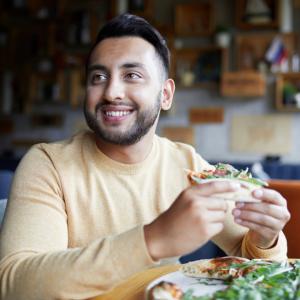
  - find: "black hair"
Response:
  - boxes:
[86,13,170,78]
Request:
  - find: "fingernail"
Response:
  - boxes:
[235,218,242,224]
[232,209,240,216]
[236,202,244,208]
[253,189,263,198]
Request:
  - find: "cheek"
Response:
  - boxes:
[86,87,103,107]
[130,87,160,106]
[131,89,146,99]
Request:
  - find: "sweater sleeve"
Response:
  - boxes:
[212,201,288,261]
[241,231,287,261]
[0,147,157,300]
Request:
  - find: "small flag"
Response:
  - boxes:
[265,37,288,64]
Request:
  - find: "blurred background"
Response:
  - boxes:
[1,0,300,179]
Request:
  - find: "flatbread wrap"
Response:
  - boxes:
[188,163,268,202]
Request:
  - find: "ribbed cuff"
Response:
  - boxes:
[242,231,287,261]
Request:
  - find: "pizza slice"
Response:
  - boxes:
[188,163,268,202]
[180,256,250,280]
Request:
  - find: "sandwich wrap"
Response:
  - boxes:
[188,163,268,202]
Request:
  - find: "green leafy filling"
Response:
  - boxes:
[195,163,268,187]
[182,260,300,300]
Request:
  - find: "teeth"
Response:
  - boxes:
[105,111,131,117]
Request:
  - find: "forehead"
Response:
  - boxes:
[89,36,160,70]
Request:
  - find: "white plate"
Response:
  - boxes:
[144,271,227,299]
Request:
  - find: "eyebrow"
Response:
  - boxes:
[87,62,146,74]
[87,64,107,74]
[122,62,146,69]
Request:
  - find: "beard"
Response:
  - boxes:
[84,92,161,146]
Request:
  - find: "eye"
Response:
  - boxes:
[91,73,107,84]
[125,72,142,80]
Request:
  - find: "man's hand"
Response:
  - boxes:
[232,188,291,249]
[144,181,241,260]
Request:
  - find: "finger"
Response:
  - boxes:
[251,188,287,206]
[184,188,229,211]
[203,197,228,211]
[234,219,277,236]
[233,209,285,231]
[192,180,241,197]
[234,202,290,221]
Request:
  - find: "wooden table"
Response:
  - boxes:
[91,264,180,300]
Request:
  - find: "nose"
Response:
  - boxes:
[103,77,125,102]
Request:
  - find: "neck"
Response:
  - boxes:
[95,128,156,164]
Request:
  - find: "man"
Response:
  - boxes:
[0,14,290,299]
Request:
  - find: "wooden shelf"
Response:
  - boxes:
[172,46,228,87]
[235,0,279,30]
[236,33,296,71]
[1,0,299,115]
[175,2,214,36]
[0,1,114,114]
[221,71,266,97]
[276,72,300,112]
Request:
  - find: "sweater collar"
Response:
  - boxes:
[87,131,158,175]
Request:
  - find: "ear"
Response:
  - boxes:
[161,79,175,111]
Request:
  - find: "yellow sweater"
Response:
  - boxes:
[0,131,287,299]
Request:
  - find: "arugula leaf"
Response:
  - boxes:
[181,260,300,300]
[192,163,268,187]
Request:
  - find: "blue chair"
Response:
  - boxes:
[0,198,7,226]
[180,241,226,263]
[0,170,13,226]
[0,170,14,199]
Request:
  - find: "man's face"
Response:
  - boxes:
[84,36,164,145]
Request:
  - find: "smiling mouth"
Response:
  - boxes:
[104,110,132,117]
[99,105,135,123]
